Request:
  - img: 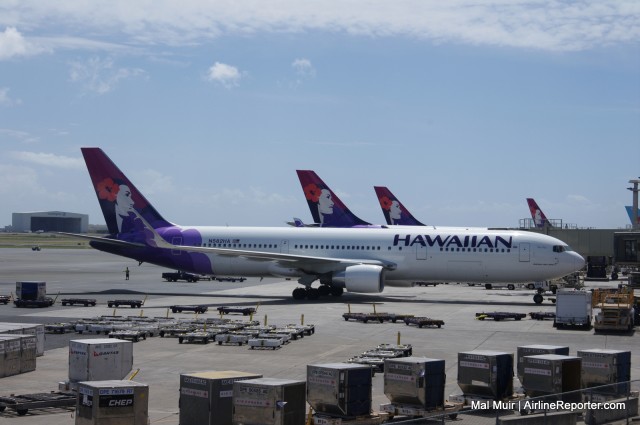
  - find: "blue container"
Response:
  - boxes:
[384,357,445,410]
[458,351,513,400]
[578,349,631,395]
[517,345,570,382]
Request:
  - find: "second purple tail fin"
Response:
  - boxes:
[374,186,425,226]
[296,170,372,228]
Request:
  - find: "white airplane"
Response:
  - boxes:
[72,148,585,301]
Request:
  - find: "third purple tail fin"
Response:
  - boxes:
[526,198,553,228]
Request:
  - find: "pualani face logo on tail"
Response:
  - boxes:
[96,177,137,234]
[378,196,403,225]
[303,183,335,226]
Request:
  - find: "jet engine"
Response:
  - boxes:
[325,265,385,293]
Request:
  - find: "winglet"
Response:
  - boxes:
[296,170,371,227]
[374,186,425,226]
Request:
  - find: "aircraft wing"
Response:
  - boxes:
[59,233,146,248]
[158,241,396,271]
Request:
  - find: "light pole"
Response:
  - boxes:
[628,178,640,230]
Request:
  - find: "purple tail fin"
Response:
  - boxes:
[526,198,553,228]
[374,186,425,226]
[296,170,371,228]
[82,148,173,235]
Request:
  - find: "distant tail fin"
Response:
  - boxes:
[82,148,172,235]
[526,198,552,228]
[374,186,425,226]
[625,206,640,225]
[296,170,371,227]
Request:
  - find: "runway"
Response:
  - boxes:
[0,248,636,424]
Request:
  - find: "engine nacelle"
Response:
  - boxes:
[330,265,385,294]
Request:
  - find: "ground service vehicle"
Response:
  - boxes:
[14,281,54,308]
[162,271,201,282]
[554,290,592,329]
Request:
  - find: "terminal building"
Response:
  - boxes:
[11,211,88,233]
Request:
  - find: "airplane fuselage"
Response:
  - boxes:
[93,226,583,284]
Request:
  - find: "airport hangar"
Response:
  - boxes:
[11,211,88,233]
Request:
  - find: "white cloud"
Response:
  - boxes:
[69,56,146,94]
[0,128,38,143]
[0,2,638,52]
[292,58,316,77]
[0,87,22,106]
[0,26,50,60]
[206,62,242,88]
[137,169,176,195]
[10,151,84,169]
[0,164,40,196]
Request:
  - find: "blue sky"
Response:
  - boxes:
[0,1,638,230]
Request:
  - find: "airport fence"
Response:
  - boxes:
[386,380,640,425]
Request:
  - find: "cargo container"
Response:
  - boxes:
[16,281,46,300]
[0,335,21,377]
[384,357,445,411]
[14,334,37,373]
[69,339,133,382]
[522,354,581,402]
[307,363,372,417]
[457,351,513,400]
[76,380,148,425]
[578,349,631,396]
[233,378,306,425]
[516,345,570,382]
[179,370,263,425]
[0,322,45,356]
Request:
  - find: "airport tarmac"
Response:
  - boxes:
[0,248,638,424]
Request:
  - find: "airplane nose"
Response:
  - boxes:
[575,252,586,271]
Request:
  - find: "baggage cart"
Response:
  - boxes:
[170,304,208,314]
[529,311,556,320]
[0,295,10,305]
[312,413,388,425]
[0,391,76,416]
[475,312,526,321]
[107,299,143,308]
[375,343,412,356]
[347,356,384,373]
[61,298,96,306]
[45,323,75,334]
[109,330,147,342]
[178,331,213,344]
[248,337,283,349]
[215,333,249,345]
[403,317,444,328]
[217,306,256,315]
[380,402,462,420]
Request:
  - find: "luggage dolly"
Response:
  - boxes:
[0,391,76,416]
[380,402,462,420]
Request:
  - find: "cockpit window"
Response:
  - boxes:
[553,245,571,253]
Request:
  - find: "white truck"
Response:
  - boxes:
[554,289,592,329]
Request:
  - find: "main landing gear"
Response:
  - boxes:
[291,285,343,300]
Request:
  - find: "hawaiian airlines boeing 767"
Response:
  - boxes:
[73,148,585,300]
